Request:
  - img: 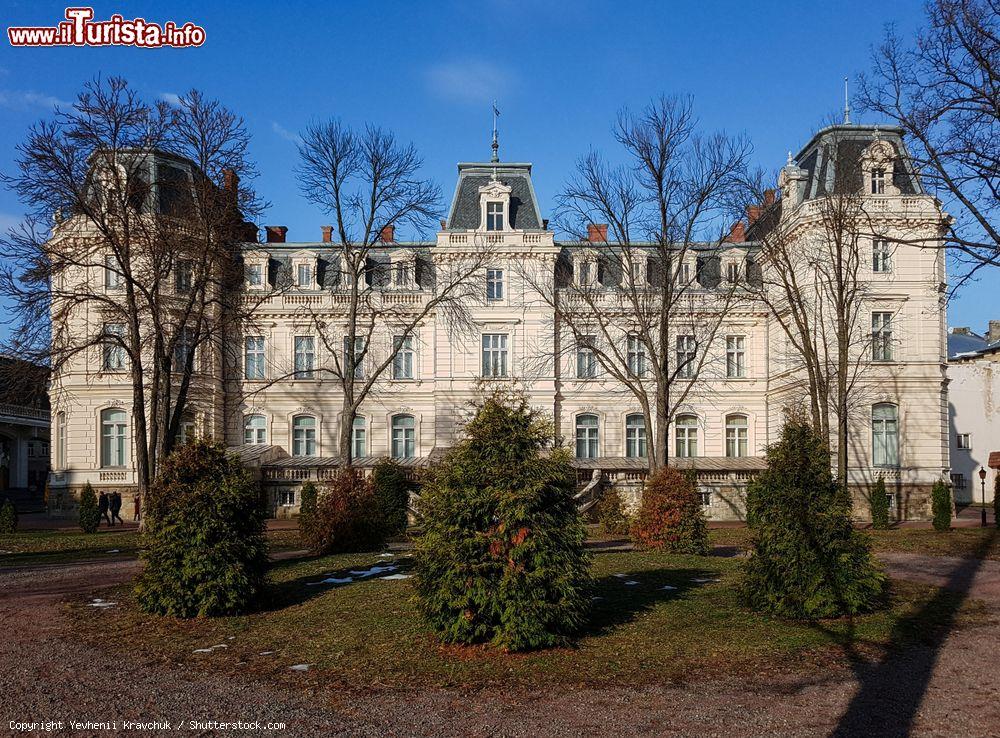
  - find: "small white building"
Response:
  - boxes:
[947,323,1000,504]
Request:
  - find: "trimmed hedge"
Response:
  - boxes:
[298,481,318,544]
[740,417,886,619]
[372,458,409,536]
[594,489,632,536]
[414,392,590,652]
[78,482,101,534]
[631,466,709,555]
[870,475,890,530]
[134,441,268,618]
[0,497,17,534]
[305,470,386,554]
[931,480,952,532]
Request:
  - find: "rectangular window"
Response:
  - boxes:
[627,336,647,377]
[486,269,504,300]
[102,323,126,371]
[393,261,411,288]
[292,416,317,456]
[726,262,739,284]
[392,335,414,380]
[481,333,508,378]
[726,417,749,458]
[246,263,263,287]
[343,336,365,379]
[699,490,712,506]
[105,255,122,290]
[297,263,313,288]
[294,336,315,379]
[675,261,691,285]
[175,260,193,293]
[676,335,696,378]
[486,201,504,231]
[173,327,194,369]
[873,239,892,273]
[576,336,597,379]
[957,433,971,449]
[352,417,367,458]
[244,336,265,380]
[872,312,893,361]
[871,168,886,195]
[278,490,296,507]
[726,335,746,378]
[577,260,593,286]
[625,416,647,458]
[951,473,967,490]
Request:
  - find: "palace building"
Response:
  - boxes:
[47,123,952,521]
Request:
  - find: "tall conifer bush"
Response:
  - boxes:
[78,482,100,534]
[414,392,590,651]
[741,417,886,619]
[869,475,890,530]
[931,480,952,532]
[372,458,409,536]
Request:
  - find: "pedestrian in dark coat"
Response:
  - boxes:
[110,491,124,526]
[133,493,141,522]
[98,491,112,526]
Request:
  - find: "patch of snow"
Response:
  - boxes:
[691,578,721,584]
[104,549,120,553]
[306,576,354,586]
[380,573,411,580]
[193,648,214,653]
[258,651,275,656]
[660,585,678,591]
[87,598,117,608]
[612,573,627,578]
[0,549,13,554]
[227,636,235,640]
[289,663,313,671]
[210,644,228,649]
[378,553,394,558]
[348,565,397,577]
[624,580,640,586]
[590,596,603,601]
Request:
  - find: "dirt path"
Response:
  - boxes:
[1,555,998,736]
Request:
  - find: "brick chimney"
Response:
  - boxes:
[587,223,608,242]
[763,189,776,206]
[746,206,762,226]
[724,220,746,243]
[951,327,971,336]
[380,224,395,243]
[222,169,239,208]
[264,226,287,243]
[989,320,1000,344]
[321,225,333,243]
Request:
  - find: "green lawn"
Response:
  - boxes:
[0,527,304,567]
[70,550,984,691]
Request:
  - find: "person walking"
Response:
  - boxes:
[98,491,112,527]
[132,492,141,522]
[110,490,124,526]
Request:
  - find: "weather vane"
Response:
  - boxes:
[491,100,500,163]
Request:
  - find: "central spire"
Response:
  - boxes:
[491,101,500,162]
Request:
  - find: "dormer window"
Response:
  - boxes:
[577,257,597,287]
[296,262,313,288]
[486,201,504,231]
[246,263,263,288]
[392,259,413,289]
[871,168,886,195]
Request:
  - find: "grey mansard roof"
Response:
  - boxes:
[446,162,544,230]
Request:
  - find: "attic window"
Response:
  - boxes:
[486,201,504,231]
[296,263,313,288]
[871,168,886,195]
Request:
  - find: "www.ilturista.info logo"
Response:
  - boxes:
[8,7,206,48]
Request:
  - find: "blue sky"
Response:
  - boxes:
[0,0,995,334]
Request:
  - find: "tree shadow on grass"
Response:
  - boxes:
[815,528,998,737]
[262,553,418,611]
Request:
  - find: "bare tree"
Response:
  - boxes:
[291,121,492,463]
[858,0,1000,281]
[522,96,751,470]
[0,77,263,504]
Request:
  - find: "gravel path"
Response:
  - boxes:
[2,554,999,736]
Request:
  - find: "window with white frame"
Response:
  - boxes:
[55,411,66,469]
[175,260,193,293]
[392,260,412,288]
[575,414,599,458]
[105,255,122,290]
[278,490,295,507]
[726,335,746,378]
[576,336,597,379]
[675,414,698,457]
[577,258,595,287]
[343,336,365,379]
[173,326,194,369]
[293,336,315,379]
[625,414,647,458]
[392,335,414,380]
[292,415,317,457]
[486,268,504,300]
[100,408,127,467]
[178,415,196,445]
[871,168,886,195]
[246,262,263,287]
[481,333,508,377]
[725,414,749,458]
[244,414,267,445]
[957,433,971,449]
[352,416,367,458]
[486,201,504,231]
[391,414,415,459]
[873,239,892,273]
[872,403,899,467]
[726,261,740,284]
[296,262,314,289]
[244,336,265,380]
[872,312,893,361]
[699,489,712,506]
[675,261,691,285]
[627,335,647,377]
[102,323,126,371]
[677,335,696,378]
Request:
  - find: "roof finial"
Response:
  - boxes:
[787,150,794,166]
[843,76,851,125]
[491,101,500,163]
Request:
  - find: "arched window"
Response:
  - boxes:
[178,412,196,445]
[292,415,317,457]
[625,414,647,458]
[352,416,367,458]
[391,414,415,459]
[100,409,127,468]
[575,414,599,458]
[872,403,899,467]
[725,414,748,458]
[674,414,698,458]
[244,415,267,445]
